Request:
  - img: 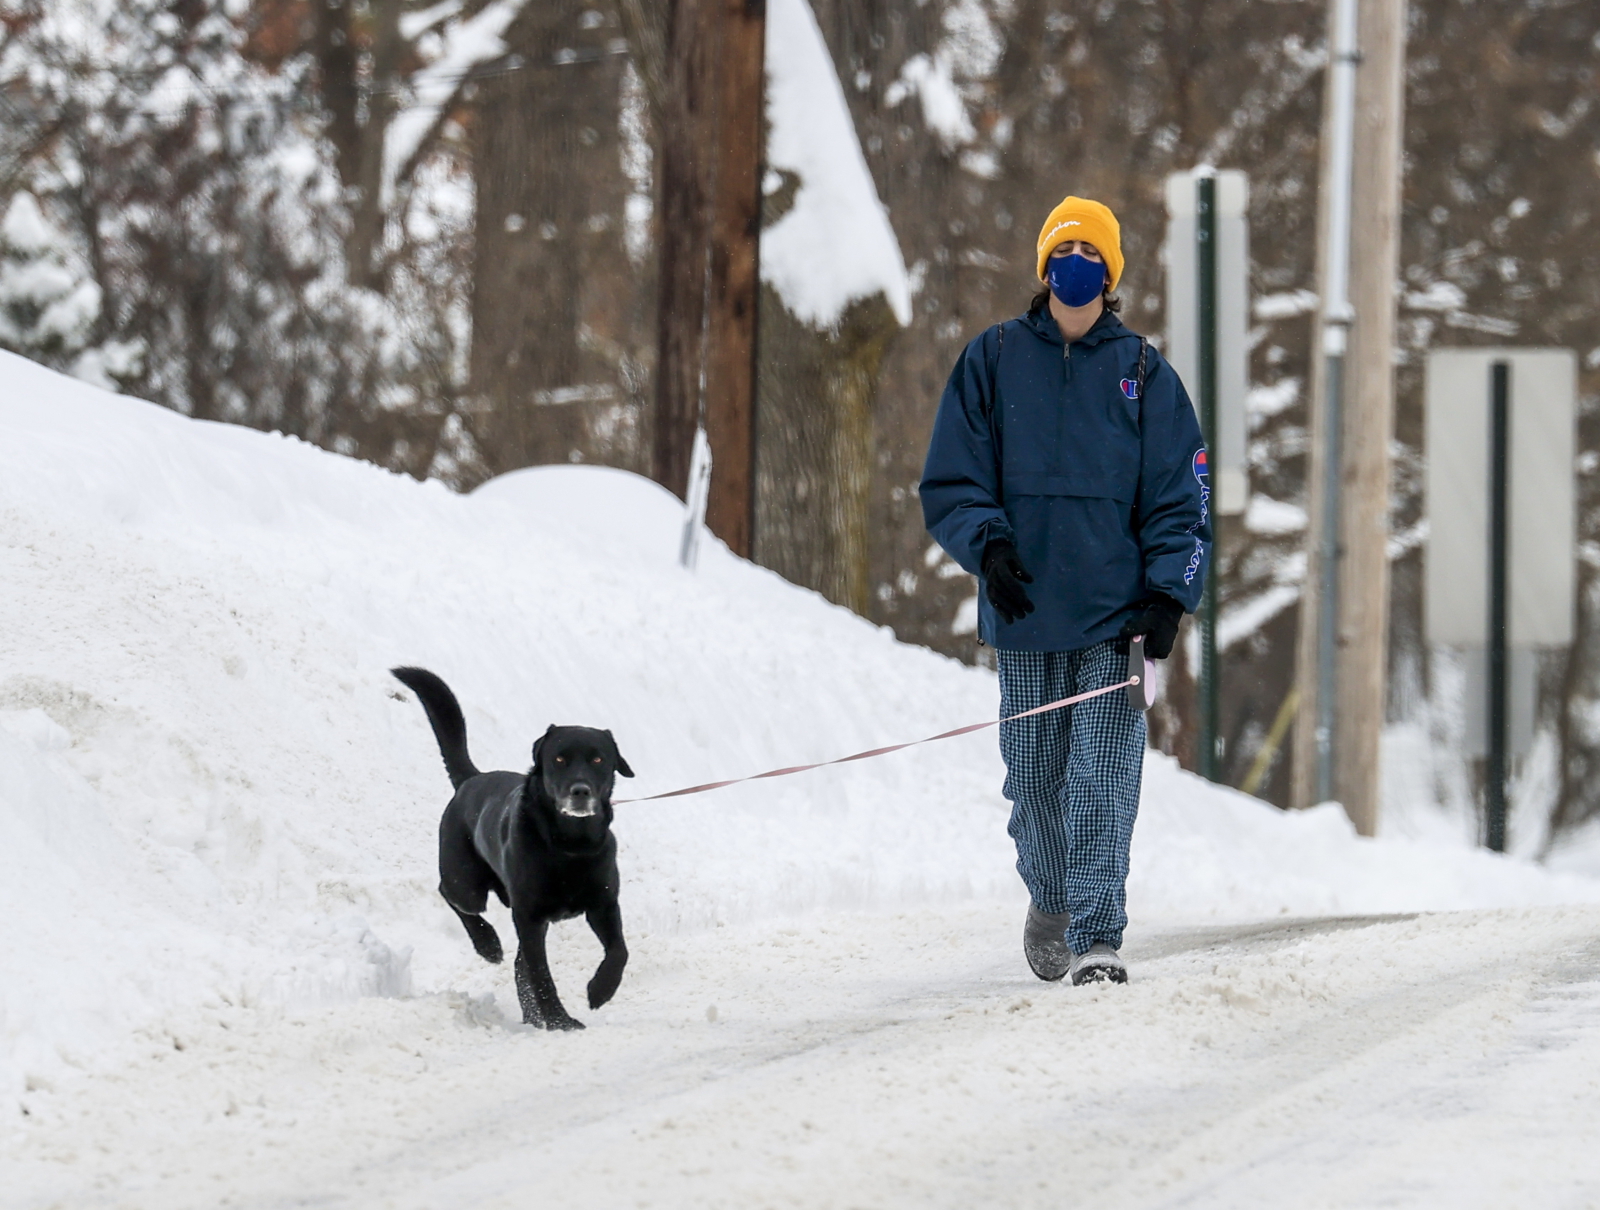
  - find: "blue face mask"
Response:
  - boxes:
[1046,253,1107,308]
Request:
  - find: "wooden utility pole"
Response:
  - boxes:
[651,0,719,502]
[650,0,765,558]
[1336,0,1405,834]
[1292,0,1406,833]
[702,0,765,556]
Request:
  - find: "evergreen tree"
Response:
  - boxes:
[0,188,141,388]
[0,190,97,367]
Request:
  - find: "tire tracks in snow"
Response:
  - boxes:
[263,910,1542,1208]
[7,904,1599,1210]
[1107,912,1600,1209]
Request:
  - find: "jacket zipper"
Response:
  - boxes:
[1057,342,1073,473]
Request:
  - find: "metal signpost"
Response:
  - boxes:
[1164,169,1250,516]
[1424,348,1576,850]
[1486,362,1510,851]
[1197,177,1219,781]
[1313,0,1359,808]
[1166,168,1249,780]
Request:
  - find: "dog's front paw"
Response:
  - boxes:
[544,1015,586,1032]
[588,956,625,1009]
[587,978,619,1010]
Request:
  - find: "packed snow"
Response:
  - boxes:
[4,353,1600,1206]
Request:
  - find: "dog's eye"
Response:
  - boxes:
[591,756,602,765]
[554,756,566,765]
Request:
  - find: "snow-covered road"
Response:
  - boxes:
[10,901,1599,1209]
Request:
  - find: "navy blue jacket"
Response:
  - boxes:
[920,305,1212,652]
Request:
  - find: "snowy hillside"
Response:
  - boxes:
[4,351,1599,1153]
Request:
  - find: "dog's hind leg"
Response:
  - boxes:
[439,817,504,963]
[447,901,504,964]
[584,900,629,1010]
[512,911,583,1031]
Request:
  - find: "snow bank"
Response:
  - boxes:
[1134,774,1600,919]
[3,350,1597,1109]
[0,715,408,1086]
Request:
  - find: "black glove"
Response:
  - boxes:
[1118,592,1185,660]
[981,539,1035,625]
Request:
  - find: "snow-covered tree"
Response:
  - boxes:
[0,0,496,478]
[0,189,141,388]
[0,191,98,365]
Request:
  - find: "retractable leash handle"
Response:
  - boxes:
[1126,633,1157,712]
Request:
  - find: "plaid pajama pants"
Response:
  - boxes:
[997,640,1145,953]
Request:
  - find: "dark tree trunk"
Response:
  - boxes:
[347,0,403,290]
[754,290,899,614]
[467,3,643,475]
[312,0,402,290]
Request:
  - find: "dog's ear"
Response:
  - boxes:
[531,723,555,770]
[606,730,635,778]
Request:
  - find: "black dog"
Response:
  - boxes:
[391,667,634,1031]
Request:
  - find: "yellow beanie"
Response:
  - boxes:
[1035,196,1123,291]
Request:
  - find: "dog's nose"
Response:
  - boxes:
[569,783,593,799]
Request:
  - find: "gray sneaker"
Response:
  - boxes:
[1023,904,1072,981]
[1069,942,1128,985]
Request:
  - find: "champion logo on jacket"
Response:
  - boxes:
[1184,448,1210,586]
[1190,448,1211,526]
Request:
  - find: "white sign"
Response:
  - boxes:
[1424,347,1576,646]
[678,426,713,570]
[1164,169,1249,516]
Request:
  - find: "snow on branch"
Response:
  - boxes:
[382,0,526,208]
[762,0,912,329]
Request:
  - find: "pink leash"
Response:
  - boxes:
[614,674,1138,804]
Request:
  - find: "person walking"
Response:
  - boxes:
[920,195,1211,985]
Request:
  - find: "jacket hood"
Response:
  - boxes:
[1018,303,1134,348]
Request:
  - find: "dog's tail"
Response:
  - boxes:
[391,667,480,790]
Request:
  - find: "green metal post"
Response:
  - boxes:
[1197,175,1221,782]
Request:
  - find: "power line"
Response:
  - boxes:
[3,40,630,110]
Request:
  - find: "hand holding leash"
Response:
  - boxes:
[1117,591,1184,660]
